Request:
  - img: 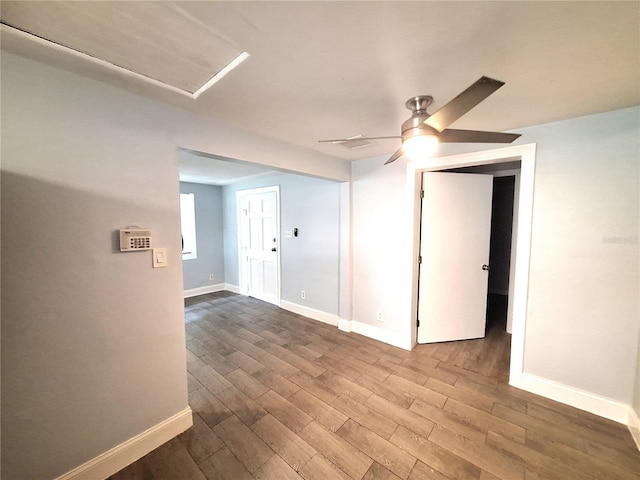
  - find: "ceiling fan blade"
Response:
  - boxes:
[424,76,505,132]
[384,147,404,165]
[319,136,401,143]
[439,129,521,143]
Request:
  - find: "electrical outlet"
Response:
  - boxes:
[377,311,383,322]
[301,290,306,300]
[209,274,215,281]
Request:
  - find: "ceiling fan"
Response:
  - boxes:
[319,76,521,164]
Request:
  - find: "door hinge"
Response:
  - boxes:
[420,190,424,199]
[417,319,420,327]
[418,255,422,264]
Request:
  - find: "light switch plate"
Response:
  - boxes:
[152,248,168,268]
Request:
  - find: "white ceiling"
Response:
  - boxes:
[1,1,638,176]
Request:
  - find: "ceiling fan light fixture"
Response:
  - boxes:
[320,77,519,165]
[402,134,439,159]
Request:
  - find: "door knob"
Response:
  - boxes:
[482,264,490,271]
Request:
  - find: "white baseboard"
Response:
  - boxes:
[280,300,339,326]
[338,319,410,350]
[629,407,640,451]
[184,284,225,298]
[338,318,352,333]
[225,283,241,294]
[520,373,631,425]
[55,407,192,480]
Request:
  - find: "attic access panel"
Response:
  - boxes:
[0,1,244,95]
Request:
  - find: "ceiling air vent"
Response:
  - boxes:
[339,135,374,150]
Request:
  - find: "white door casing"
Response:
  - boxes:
[417,172,494,343]
[237,186,280,305]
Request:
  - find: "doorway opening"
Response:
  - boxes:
[407,144,536,388]
[486,175,516,335]
[415,168,518,381]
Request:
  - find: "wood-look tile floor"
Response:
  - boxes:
[110,292,640,480]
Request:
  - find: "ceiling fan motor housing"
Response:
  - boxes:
[402,95,439,141]
[405,95,433,113]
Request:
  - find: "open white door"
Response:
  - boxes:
[238,187,280,305]
[418,172,493,343]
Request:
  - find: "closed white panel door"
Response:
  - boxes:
[240,189,279,305]
[418,172,493,343]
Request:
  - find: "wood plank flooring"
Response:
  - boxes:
[109,292,640,480]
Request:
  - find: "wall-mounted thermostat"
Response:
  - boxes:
[120,228,152,251]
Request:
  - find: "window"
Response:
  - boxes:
[180,193,197,260]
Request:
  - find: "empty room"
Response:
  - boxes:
[1,2,639,480]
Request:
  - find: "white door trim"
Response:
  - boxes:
[236,185,281,306]
[406,143,537,389]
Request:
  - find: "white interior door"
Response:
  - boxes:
[418,172,493,343]
[238,187,280,305]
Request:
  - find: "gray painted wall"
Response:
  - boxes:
[1,54,189,479]
[180,182,225,290]
[223,174,341,315]
[520,107,639,404]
